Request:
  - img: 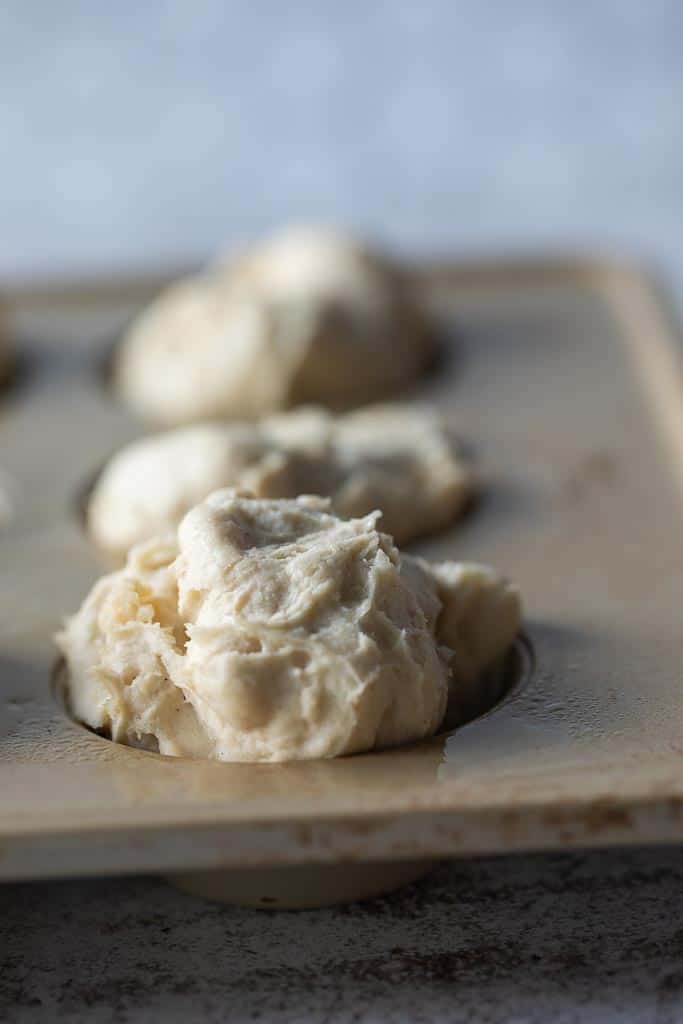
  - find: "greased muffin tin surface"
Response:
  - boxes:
[1,258,682,883]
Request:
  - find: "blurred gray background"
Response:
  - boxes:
[2,0,682,288]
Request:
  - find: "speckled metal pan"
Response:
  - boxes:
[1,257,682,899]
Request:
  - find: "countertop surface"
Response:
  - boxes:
[2,3,683,1022]
[3,846,683,1023]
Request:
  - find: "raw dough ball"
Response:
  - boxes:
[406,558,523,728]
[114,226,434,425]
[58,491,521,763]
[308,404,469,545]
[88,422,294,561]
[426,561,523,688]
[88,404,471,560]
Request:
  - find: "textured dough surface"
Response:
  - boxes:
[59,492,521,763]
[115,226,434,424]
[88,404,471,560]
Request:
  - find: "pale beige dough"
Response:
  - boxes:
[87,404,471,560]
[114,226,434,425]
[58,491,521,763]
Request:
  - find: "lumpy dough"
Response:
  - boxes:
[87,404,472,560]
[58,491,521,763]
[114,226,434,424]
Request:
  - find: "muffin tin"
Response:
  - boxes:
[1,256,682,905]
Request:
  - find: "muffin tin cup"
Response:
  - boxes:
[2,257,683,908]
